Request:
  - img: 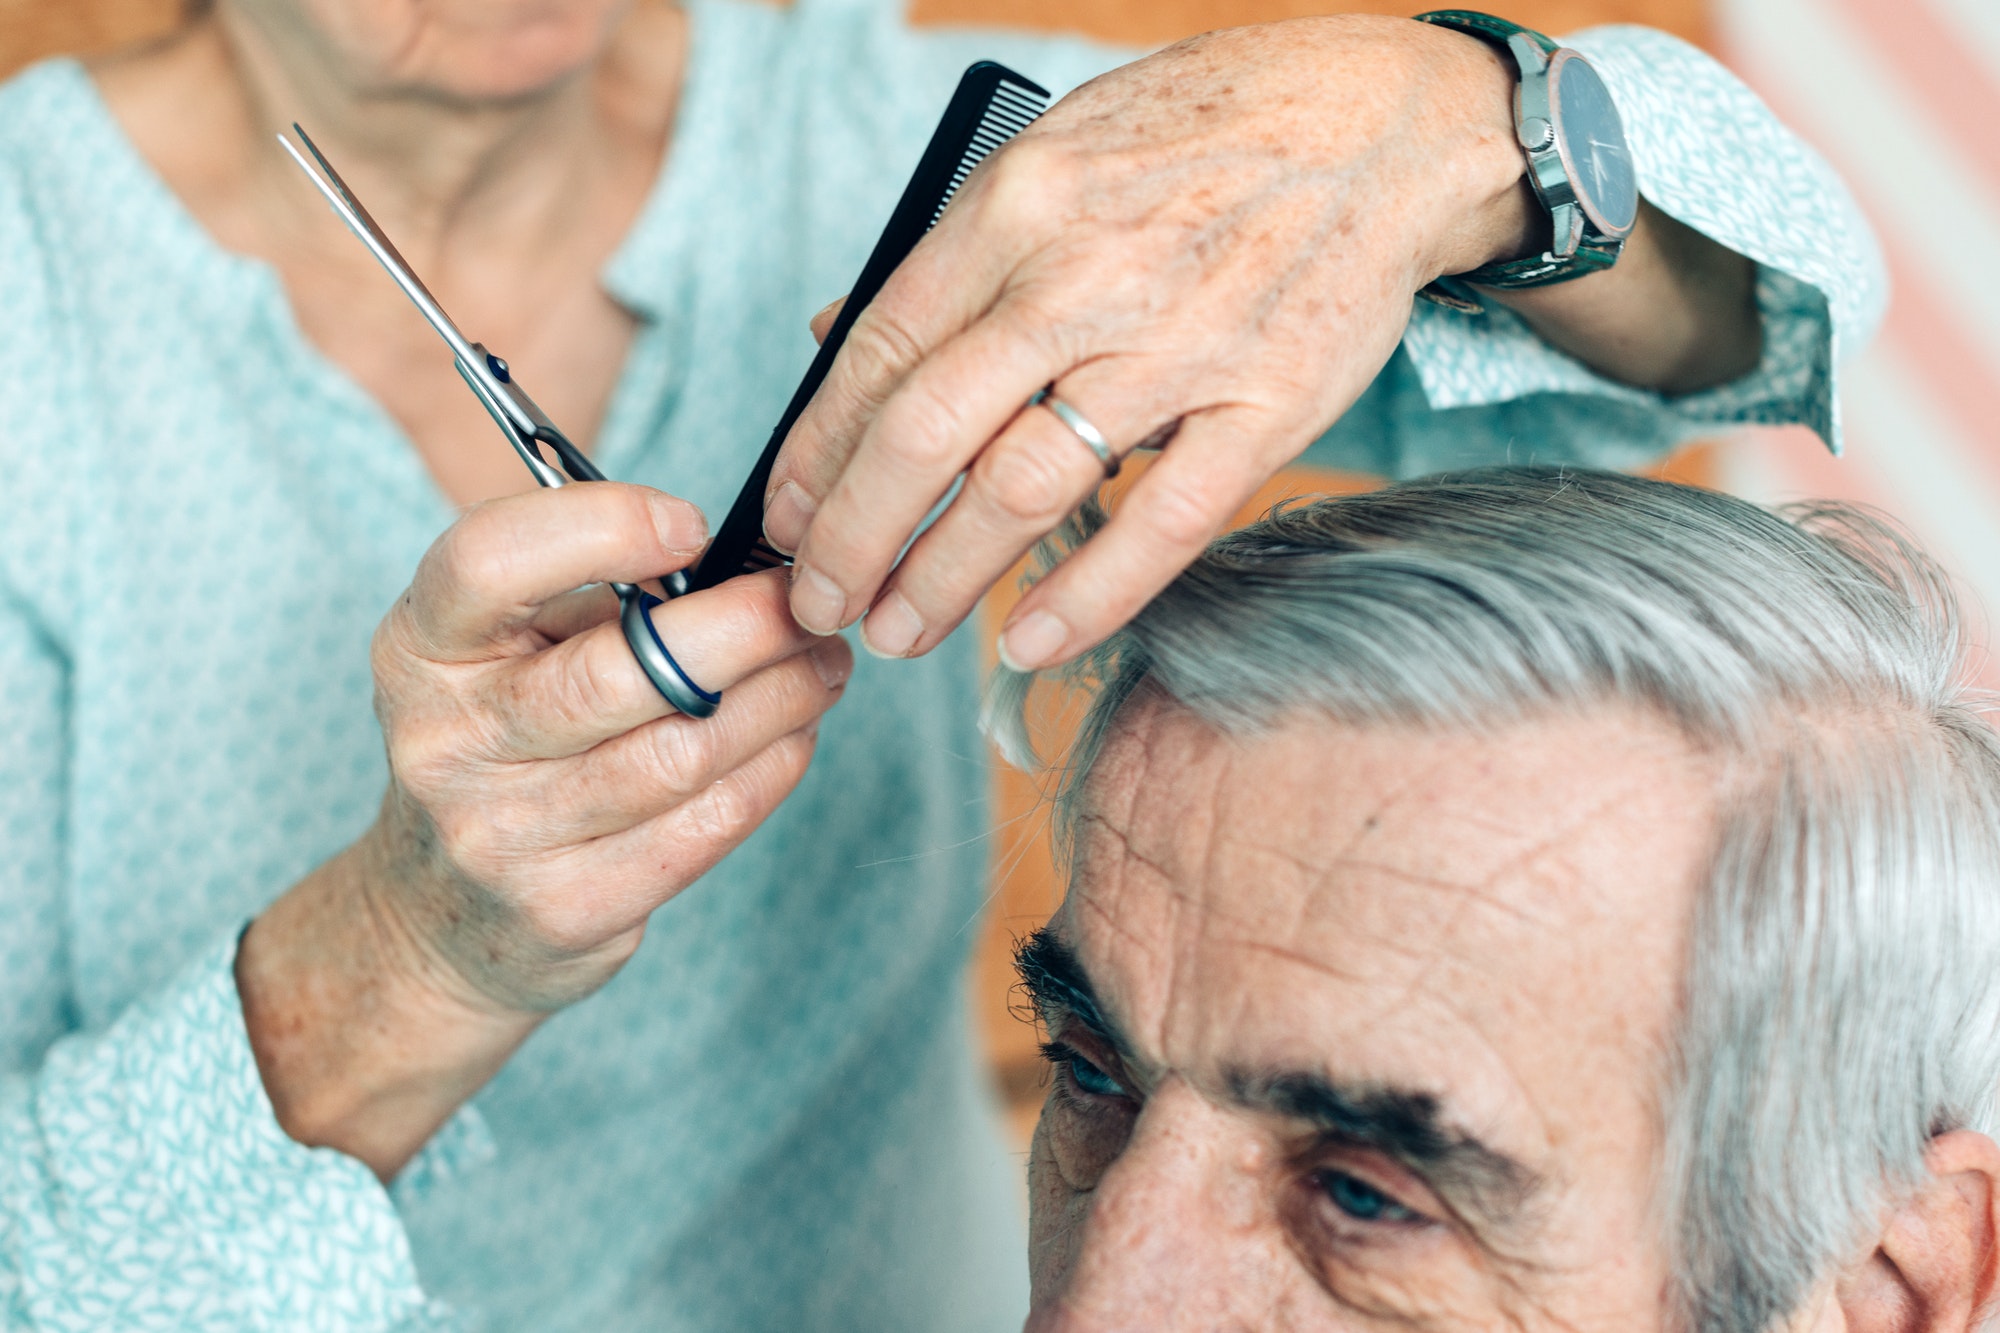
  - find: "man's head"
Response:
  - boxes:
[989,468,2000,1332]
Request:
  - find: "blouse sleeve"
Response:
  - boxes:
[1303,24,1886,480]
[0,143,464,1333]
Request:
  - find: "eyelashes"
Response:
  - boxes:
[1040,1039,1134,1103]
[1314,1168,1423,1226]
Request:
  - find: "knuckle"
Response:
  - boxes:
[975,140,1068,225]
[768,730,817,789]
[1142,480,1221,551]
[432,521,519,604]
[681,775,756,848]
[530,643,630,733]
[876,389,970,474]
[384,712,462,795]
[842,310,928,392]
[634,715,715,793]
[429,802,508,880]
[516,890,609,959]
[975,432,1082,527]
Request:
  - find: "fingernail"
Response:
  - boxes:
[764,482,816,556]
[810,638,853,692]
[647,494,709,554]
[860,591,924,659]
[998,610,1070,673]
[789,563,848,636]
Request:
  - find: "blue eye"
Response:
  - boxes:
[1317,1170,1418,1224]
[1067,1053,1128,1098]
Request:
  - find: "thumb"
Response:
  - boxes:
[809,295,848,346]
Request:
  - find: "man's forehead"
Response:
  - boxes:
[1063,695,1716,1156]
[1074,695,1718,948]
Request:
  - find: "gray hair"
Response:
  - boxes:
[984,466,2000,1332]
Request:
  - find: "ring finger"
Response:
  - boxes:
[857,370,1172,660]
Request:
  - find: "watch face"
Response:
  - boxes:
[1549,51,1639,238]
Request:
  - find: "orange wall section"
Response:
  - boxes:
[0,0,184,75]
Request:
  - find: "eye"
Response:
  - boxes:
[1314,1169,1420,1225]
[1037,1040,1139,1191]
[1067,1050,1129,1099]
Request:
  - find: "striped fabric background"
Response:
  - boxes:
[1717,0,2000,688]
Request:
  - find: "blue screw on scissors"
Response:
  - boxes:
[278,125,721,720]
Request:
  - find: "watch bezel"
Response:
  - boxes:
[1545,48,1639,242]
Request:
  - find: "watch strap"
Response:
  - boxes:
[1411,9,1623,303]
[1451,234,1622,289]
[1412,10,1558,57]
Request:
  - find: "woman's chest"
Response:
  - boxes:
[278,247,644,509]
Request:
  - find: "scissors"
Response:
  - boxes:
[277,126,721,719]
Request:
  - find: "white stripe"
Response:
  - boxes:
[1929,0,2000,86]
[1719,0,2000,375]
[1726,345,2000,639]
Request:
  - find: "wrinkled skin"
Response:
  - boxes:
[1022,692,2000,1330]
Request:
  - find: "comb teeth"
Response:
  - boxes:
[680,62,1054,597]
[931,83,1050,228]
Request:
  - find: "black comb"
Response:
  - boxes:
[683,61,1052,593]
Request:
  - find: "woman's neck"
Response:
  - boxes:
[94,1,686,282]
[88,1,689,506]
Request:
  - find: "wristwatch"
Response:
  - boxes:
[1414,10,1639,303]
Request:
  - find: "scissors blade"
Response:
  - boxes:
[277,124,483,374]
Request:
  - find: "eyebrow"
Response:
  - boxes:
[1014,924,1129,1057]
[1012,924,1538,1232]
[1016,924,1128,1056]
[1229,1072,1537,1230]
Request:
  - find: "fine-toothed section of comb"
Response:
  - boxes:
[932,85,1050,228]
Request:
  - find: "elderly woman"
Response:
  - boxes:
[0,0,1876,1328]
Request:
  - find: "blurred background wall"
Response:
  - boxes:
[1707,0,2000,692]
[4,0,1990,1145]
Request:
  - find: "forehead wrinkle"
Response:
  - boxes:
[1067,834,1198,1077]
[1155,736,1241,1068]
[1068,824,1172,981]
[1204,728,1463,884]
[1317,764,1696,952]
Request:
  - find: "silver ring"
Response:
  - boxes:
[1030,385,1120,478]
[618,587,722,719]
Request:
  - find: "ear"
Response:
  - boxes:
[1837,1130,2000,1332]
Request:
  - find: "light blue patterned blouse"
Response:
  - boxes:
[0,1,1880,1328]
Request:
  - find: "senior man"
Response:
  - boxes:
[992,468,2000,1331]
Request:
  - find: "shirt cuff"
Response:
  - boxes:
[1398,24,1884,455]
[26,931,484,1328]
[1402,264,1838,450]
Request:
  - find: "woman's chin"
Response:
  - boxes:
[289,0,629,105]
[371,33,614,104]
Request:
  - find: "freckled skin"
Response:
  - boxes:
[1024,692,1719,1331]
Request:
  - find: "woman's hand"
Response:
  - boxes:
[763,15,1757,674]
[237,483,851,1179]
[763,16,1537,671]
